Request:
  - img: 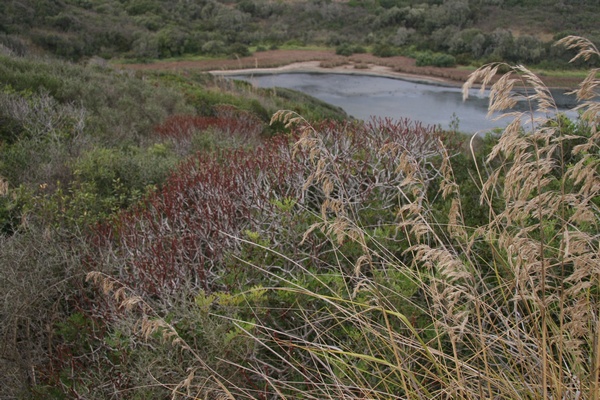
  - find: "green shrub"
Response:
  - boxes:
[228,43,251,58]
[335,43,355,56]
[372,42,397,57]
[335,43,367,56]
[415,51,456,67]
[73,145,177,202]
[201,40,226,55]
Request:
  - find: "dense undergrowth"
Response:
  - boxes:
[0,50,345,398]
[1,36,599,399]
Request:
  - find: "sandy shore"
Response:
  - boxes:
[209,60,460,87]
[120,49,580,89]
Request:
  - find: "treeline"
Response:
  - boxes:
[1,0,599,67]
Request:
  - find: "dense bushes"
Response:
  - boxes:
[0,227,86,398]
[2,0,600,67]
[335,43,366,56]
[2,32,600,399]
[74,37,600,399]
[415,50,456,67]
[70,115,457,397]
[0,52,349,398]
[372,42,399,57]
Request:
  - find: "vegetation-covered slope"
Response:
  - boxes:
[1,36,599,399]
[0,50,348,397]
[1,0,599,68]
[1,0,599,397]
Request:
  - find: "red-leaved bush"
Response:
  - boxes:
[91,116,452,297]
[153,105,265,154]
[75,116,454,397]
[92,135,303,296]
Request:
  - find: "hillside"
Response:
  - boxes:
[0,50,352,397]
[1,0,599,68]
[1,2,599,399]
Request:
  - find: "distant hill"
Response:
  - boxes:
[1,0,598,67]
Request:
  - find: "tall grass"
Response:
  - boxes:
[87,36,599,399]
[239,36,598,399]
[249,35,599,399]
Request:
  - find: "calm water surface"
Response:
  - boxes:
[230,73,578,134]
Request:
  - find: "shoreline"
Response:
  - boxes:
[119,49,581,89]
[208,61,462,88]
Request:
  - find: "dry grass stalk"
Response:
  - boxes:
[0,177,8,196]
[85,271,238,399]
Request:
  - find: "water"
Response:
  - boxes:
[228,72,579,134]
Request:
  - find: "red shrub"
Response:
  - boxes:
[92,135,303,296]
[154,106,265,143]
[91,116,453,297]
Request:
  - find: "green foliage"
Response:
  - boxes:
[0,184,30,235]
[415,50,456,67]
[5,3,600,394]
[2,0,599,67]
[0,12,336,400]
[71,39,600,398]
[74,145,176,200]
[372,42,398,57]
[228,43,251,58]
[0,54,192,143]
[335,43,366,56]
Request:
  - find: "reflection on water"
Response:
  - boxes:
[229,73,579,134]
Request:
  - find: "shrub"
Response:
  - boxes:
[415,50,456,67]
[201,40,226,55]
[89,134,302,296]
[228,43,251,58]
[335,43,355,56]
[81,115,455,397]
[0,181,29,235]
[0,88,85,190]
[372,42,397,57]
[153,106,265,155]
[0,33,28,56]
[74,145,176,198]
[334,44,367,56]
[0,227,84,398]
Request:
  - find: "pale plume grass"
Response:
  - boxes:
[85,271,246,399]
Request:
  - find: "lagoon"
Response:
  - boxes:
[229,73,578,134]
